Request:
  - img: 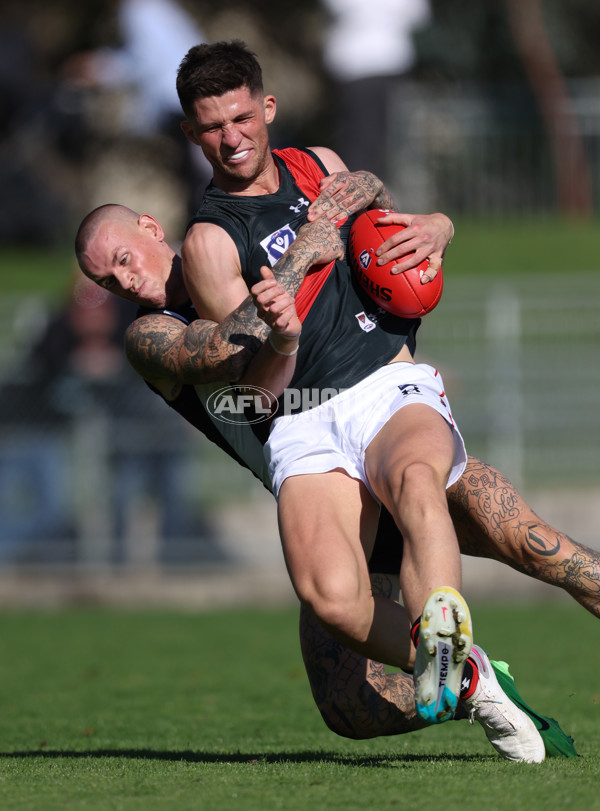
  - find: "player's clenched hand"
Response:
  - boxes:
[307,170,384,223]
[251,267,302,340]
[375,212,454,282]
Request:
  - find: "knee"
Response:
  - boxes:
[312,679,379,740]
[298,575,372,646]
[402,460,446,495]
[318,703,369,740]
[387,461,447,522]
[315,678,414,740]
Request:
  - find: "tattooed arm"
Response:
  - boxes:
[309,169,452,279]
[307,168,397,221]
[125,218,344,398]
[124,306,264,397]
[306,148,453,278]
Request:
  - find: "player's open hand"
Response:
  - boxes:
[307,170,384,224]
[251,267,302,340]
[375,212,454,282]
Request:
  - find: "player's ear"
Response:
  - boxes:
[181,119,200,146]
[263,95,277,125]
[138,214,165,241]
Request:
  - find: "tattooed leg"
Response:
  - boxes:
[298,455,600,741]
[449,456,600,619]
[298,573,427,739]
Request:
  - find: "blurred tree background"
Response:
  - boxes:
[2,0,599,255]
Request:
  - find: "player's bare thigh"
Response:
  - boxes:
[277,469,379,617]
[365,404,455,510]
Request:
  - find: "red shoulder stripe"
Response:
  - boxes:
[273,147,325,201]
[273,148,335,320]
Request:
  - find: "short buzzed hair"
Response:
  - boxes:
[176,39,264,120]
[75,204,133,274]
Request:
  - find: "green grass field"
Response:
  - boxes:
[0,602,598,810]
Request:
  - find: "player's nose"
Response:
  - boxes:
[115,266,135,292]
[221,124,242,147]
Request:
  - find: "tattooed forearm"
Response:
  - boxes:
[125,315,188,382]
[332,170,390,214]
[372,185,399,212]
[309,170,398,221]
[322,169,398,212]
[269,239,316,297]
[200,296,267,381]
[273,218,344,296]
[126,304,266,387]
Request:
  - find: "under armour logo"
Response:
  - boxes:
[289,197,310,214]
[399,384,421,396]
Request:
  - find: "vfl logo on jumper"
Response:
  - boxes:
[289,197,309,214]
[206,385,277,424]
[358,249,372,270]
[399,384,421,397]
[355,311,376,332]
[261,224,297,266]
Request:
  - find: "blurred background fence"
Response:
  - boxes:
[2,266,599,575]
[1,0,600,598]
[388,78,600,217]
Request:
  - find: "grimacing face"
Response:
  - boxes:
[82,215,175,309]
[181,86,276,191]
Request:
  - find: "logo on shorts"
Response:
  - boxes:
[206,385,278,424]
[355,311,376,332]
[399,384,422,396]
[260,224,297,266]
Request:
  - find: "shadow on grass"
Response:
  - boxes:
[0,749,492,765]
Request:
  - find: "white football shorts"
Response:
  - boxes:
[266,362,467,499]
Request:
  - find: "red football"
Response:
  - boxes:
[348,209,443,318]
